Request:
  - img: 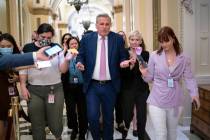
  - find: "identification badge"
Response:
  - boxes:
[167,78,174,88]
[73,77,79,84]
[8,86,15,96]
[48,94,55,104]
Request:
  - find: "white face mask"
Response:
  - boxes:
[0,47,13,55]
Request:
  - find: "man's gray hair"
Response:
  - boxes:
[96,13,111,23]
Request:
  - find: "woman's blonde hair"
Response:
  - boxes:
[128,30,147,51]
[128,30,142,40]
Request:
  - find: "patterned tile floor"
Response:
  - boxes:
[18,101,202,140]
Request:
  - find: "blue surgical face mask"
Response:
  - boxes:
[0,47,13,55]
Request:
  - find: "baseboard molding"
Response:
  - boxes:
[179,117,191,126]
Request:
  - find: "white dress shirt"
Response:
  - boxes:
[92,35,111,80]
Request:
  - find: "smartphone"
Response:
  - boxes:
[137,55,148,68]
[44,45,63,57]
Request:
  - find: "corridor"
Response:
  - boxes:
[19,101,201,140]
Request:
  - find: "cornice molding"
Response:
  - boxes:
[113,5,123,13]
[31,7,52,15]
[58,23,68,28]
[26,0,57,17]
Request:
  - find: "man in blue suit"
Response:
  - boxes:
[0,47,49,70]
[76,13,130,140]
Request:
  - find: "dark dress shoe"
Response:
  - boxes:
[133,130,138,137]
[122,129,128,139]
[70,129,78,140]
[78,135,85,140]
[116,125,125,133]
[78,133,86,140]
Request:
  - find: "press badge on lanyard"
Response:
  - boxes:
[73,76,79,84]
[8,86,15,96]
[167,73,174,88]
[48,86,55,104]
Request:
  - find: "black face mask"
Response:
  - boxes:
[39,39,51,47]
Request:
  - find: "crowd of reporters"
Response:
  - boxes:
[0,13,200,140]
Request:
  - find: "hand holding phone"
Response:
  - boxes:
[137,55,148,68]
[135,47,147,68]
[44,45,63,57]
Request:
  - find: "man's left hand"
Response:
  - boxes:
[120,60,130,68]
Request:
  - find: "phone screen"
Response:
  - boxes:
[44,45,62,56]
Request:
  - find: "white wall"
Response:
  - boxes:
[183,0,210,84]
[194,0,210,84]
[181,0,210,126]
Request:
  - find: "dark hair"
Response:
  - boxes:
[0,33,20,54]
[140,38,146,51]
[157,26,182,55]
[61,33,72,44]
[0,31,2,36]
[66,36,80,49]
[117,30,125,35]
[37,23,55,36]
[118,30,128,48]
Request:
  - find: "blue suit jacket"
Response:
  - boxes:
[77,31,128,93]
[0,53,34,70]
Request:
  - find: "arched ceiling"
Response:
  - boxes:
[51,0,114,11]
[55,0,114,38]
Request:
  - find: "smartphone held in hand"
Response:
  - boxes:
[44,45,63,57]
[137,55,148,68]
[135,47,147,68]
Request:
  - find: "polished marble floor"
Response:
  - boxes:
[19,101,202,140]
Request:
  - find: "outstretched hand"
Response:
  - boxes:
[76,62,85,71]
[36,46,50,61]
[120,60,130,68]
[65,51,78,61]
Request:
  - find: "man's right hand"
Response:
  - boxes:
[76,62,85,71]
[36,46,50,61]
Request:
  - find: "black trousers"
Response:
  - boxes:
[64,84,88,134]
[115,91,124,125]
[122,88,149,139]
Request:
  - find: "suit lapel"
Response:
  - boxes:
[92,33,98,66]
[108,32,113,64]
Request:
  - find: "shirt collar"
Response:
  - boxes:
[98,34,108,40]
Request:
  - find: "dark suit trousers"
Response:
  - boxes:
[65,84,88,134]
[122,88,149,139]
[86,80,117,140]
[115,91,124,125]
